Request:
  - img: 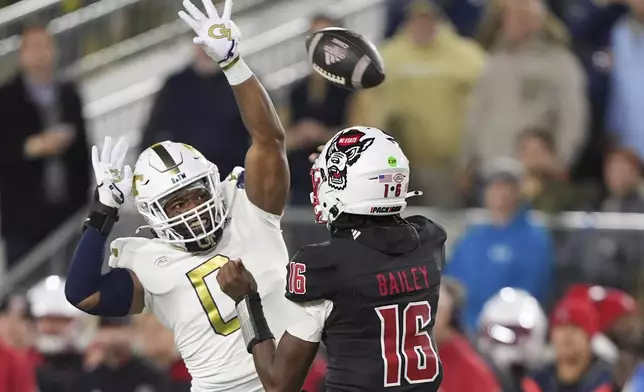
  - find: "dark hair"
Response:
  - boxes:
[518,128,555,152]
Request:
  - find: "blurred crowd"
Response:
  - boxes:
[2,0,644,390]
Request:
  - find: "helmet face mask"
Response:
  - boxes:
[310,127,417,226]
[134,142,229,248]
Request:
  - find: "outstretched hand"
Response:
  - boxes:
[179,0,241,69]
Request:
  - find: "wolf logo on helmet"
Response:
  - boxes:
[324,128,374,190]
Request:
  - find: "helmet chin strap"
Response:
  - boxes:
[406,190,423,198]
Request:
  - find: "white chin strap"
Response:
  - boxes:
[406,190,423,198]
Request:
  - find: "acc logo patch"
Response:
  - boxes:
[155,256,172,267]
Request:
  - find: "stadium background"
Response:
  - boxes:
[1,0,644,390]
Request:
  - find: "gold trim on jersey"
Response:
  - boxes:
[186,254,241,336]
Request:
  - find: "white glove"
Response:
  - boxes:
[179,0,241,69]
[91,136,133,209]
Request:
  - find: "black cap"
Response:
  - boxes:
[0,293,33,319]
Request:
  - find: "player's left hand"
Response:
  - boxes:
[178,0,241,69]
[217,259,258,302]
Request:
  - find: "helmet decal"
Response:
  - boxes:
[324,128,375,190]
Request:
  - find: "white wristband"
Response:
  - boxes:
[222,57,253,86]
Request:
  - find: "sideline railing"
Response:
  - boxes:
[5,207,644,299]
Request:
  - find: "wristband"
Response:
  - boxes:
[235,292,274,353]
[84,189,119,235]
[222,57,253,86]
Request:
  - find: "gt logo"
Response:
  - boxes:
[132,174,145,196]
[208,24,231,40]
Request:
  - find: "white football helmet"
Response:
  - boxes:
[133,141,228,245]
[477,288,549,371]
[27,276,95,355]
[310,126,419,225]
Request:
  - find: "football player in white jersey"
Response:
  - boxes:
[65,0,303,391]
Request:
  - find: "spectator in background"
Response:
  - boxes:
[606,0,644,160]
[618,330,644,391]
[134,315,190,392]
[284,14,354,205]
[141,44,249,178]
[27,276,90,392]
[384,0,488,38]
[517,129,580,213]
[0,339,36,392]
[446,159,554,333]
[74,317,168,392]
[464,0,587,183]
[0,294,37,392]
[476,0,570,50]
[0,294,34,353]
[557,149,644,296]
[435,277,501,392]
[353,0,485,207]
[561,0,628,182]
[522,298,613,392]
[0,25,90,267]
[601,148,644,212]
[477,288,549,392]
[561,284,641,364]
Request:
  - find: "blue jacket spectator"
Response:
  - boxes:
[446,160,554,334]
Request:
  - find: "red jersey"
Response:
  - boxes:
[0,341,36,392]
[438,335,501,392]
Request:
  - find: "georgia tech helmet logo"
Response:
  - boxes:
[208,24,232,40]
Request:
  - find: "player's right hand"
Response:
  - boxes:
[178,0,241,69]
[91,136,132,209]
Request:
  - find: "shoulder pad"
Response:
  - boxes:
[108,237,181,294]
[285,243,336,303]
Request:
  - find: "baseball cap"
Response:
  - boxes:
[551,298,599,338]
[562,284,638,333]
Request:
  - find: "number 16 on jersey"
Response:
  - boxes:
[375,301,441,387]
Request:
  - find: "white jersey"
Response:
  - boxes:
[108,168,302,392]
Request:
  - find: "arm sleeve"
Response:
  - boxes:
[287,300,334,343]
[65,227,136,317]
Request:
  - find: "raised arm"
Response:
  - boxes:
[231,77,288,215]
[179,0,289,215]
[65,137,145,316]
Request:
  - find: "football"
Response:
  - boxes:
[305,27,385,91]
